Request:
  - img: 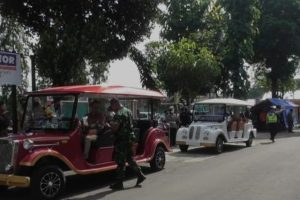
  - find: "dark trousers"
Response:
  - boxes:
[288,122,293,132]
[113,141,142,181]
[170,127,177,146]
[268,123,278,140]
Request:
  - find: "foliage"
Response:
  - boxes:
[1,0,160,86]
[252,0,300,97]
[247,84,266,99]
[189,2,227,95]
[156,0,223,101]
[252,62,297,98]
[219,0,260,98]
[295,79,300,90]
[158,0,260,99]
[0,16,30,114]
[155,38,220,105]
[129,47,158,90]
[0,15,30,91]
[160,0,211,42]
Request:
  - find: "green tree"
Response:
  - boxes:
[247,84,266,99]
[1,0,160,86]
[159,0,260,99]
[160,0,211,42]
[295,78,300,90]
[252,0,300,98]
[0,15,30,90]
[0,15,30,120]
[219,0,260,98]
[129,46,158,90]
[188,2,227,95]
[158,0,225,100]
[155,38,220,105]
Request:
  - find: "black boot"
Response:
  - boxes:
[136,172,146,186]
[109,180,124,190]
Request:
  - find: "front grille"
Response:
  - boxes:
[0,139,18,173]
[195,127,201,140]
[189,126,195,139]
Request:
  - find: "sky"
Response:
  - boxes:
[102,24,161,88]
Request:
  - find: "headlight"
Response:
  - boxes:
[183,129,188,135]
[5,164,13,172]
[203,130,210,136]
[23,139,34,150]
[181,129,188,139]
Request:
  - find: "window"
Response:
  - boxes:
[23,95,76,131]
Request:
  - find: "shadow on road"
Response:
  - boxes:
[1,187,29,200]
[170,144,246,158]
[256,129,300,139]
[65,185,144,200]
[2,166,156,200]
[62,167,155,200]
[260,141,274,145]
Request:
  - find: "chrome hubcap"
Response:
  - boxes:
[156,151,165,169]
[40,172,61,198]
[217,139,223,152]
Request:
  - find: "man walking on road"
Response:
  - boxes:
[266,105,282,142]
[287,109,294,133]
[109,98,146,190]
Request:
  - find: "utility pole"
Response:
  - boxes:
[11,85,18,133]
[30,55,36,91]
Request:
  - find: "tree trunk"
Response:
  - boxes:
[271,78,278,98]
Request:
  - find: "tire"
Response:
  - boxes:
[215,136,224,154]
[31,166,66,200]
[179,145,189,152]
[150,146,166,171]
[246,133,253,147]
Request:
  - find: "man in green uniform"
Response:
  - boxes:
[109,98,146,190]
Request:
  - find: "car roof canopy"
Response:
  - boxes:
[195,98,254,106]
[27,85,166,100]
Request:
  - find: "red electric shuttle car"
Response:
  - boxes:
[0,85,171,199]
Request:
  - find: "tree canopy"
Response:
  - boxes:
[160,0,211,42]
[0,0,160,86]
[157,0,260,99]
[1,0,300,99]
[153,38,220,105]
[252,0,300,98]
[218,0,260,98]
[0,15,30,116]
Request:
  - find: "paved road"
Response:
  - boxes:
[3,131,300,200]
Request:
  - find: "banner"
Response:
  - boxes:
[0,51,21,86]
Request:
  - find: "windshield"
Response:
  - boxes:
[22,95,76,131]
[193,103,225,122]
[77,94,161,124]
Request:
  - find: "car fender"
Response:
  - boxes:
[247,127,257,138]
[213,129,227,143]
[142,129,171,161]
[146,139,170,161]
[200,125,225,142]
[19,149,75,170]
[176,127,189,142]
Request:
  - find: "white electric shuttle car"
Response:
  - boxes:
[176,98,257,153]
